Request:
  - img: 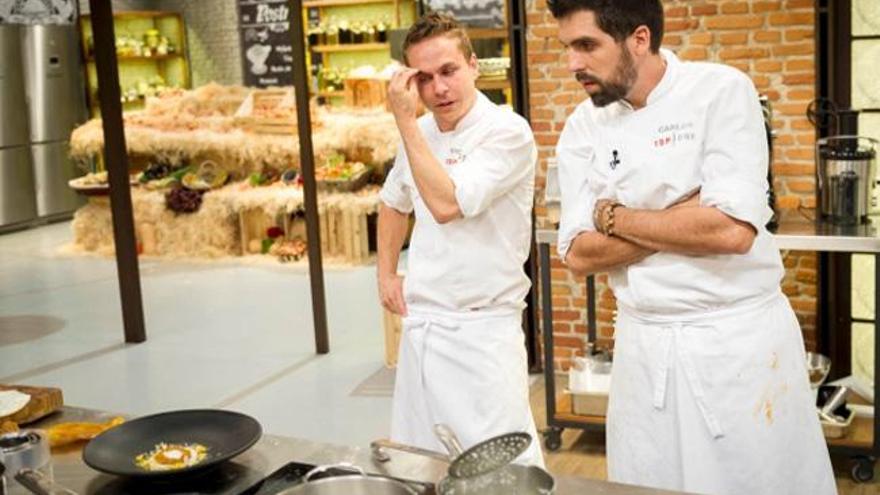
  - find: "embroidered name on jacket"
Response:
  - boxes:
[445,148,466,166]
[654,121,696,148]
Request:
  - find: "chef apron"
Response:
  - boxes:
[390,308,545,468]
[607,291,836,495]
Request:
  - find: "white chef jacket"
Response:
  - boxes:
[556,49,783,317]
[380,92,537,314]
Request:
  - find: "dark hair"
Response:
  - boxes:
[547,0,664,53]
[402,12,475,65]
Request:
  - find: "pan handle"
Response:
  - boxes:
[303,463,365,483]
[432,424,464,458]
[14,468,78,495]
[370,439,451,463]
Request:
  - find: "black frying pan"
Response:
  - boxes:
[82,409,262,480]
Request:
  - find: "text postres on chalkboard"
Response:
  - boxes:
[238,0,294,87]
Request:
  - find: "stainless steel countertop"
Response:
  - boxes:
[536,214,880,253]
[7,407,686,495]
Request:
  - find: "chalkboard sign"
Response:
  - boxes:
[237,0,295,87]
[425,0,505,29]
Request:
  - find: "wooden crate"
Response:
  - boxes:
[239,208,281,255]
[383,308,403,368]
[318,207,372,264]
[344,78,389,109]
[233,88,299,135]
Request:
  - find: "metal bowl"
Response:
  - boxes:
[806,352,831,389]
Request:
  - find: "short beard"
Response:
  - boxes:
[575,46,637,108]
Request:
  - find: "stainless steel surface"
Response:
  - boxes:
[437,464,555,495]
[31,142,83,218]
[536,212,880,253]
[21,25,86,143]
[14,408,688,495]
[13,469,76,495]
[0,25,29,148]
[370,439,450,463]
[0,146,37,228]
[816,136,877,226]
[279,469,419,495]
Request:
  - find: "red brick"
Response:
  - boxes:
[787,89,814,101]
[721,2,750,14]
[785,28,814,42]
[796,269,817,284]
[785,59,814,71]
[663,34,684,46]
[776,195,801,209]
[785,148,814,160]
[689,32,713,45]
[772,43,813,56]
[753,1,782,13]
[782,73,814,85]
[705,15,764,30]
[720,32,748,45]
[773,163,814,176]
[753,30,782,43]
[665,18,699,32]
[679,47,709,60]
[787,179,815,193]
[785,0,813,8]
[755,60,783,72]
[769,12,813,26]
[553,309,581,321]
[720,47,770,60]
[692,4,718,15]
[666,6,688,18]
[554,335,587,349]
[532,26,558,38]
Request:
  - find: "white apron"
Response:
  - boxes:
[390,309,545,467]
[607,291,836,495]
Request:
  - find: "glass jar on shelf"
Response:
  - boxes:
[324,18,339,45]
[376,17,389,43]
[144,28,160,53]
[338,19,352,44]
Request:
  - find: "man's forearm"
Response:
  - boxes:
[377,204,409,277]
[397,119,461,223]
[613,206,756,256]
[565,232,654,276]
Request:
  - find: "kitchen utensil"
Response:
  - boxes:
[82,409,261,480]
[819,386,849,422]
[0,431,77,495]
[277,464,419,495]
[816,134,878,225]
[433,424,530,479]
[806,352,831,389]
[371,428,555,494]
[0,386,62,426]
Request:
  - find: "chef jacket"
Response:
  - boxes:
[556,49,783,317]
[380,92,537,314]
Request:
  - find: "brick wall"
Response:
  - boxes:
[526,0,820,370]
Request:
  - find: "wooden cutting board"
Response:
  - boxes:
[0,385,63,425]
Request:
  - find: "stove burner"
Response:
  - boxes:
[240,461,435,495]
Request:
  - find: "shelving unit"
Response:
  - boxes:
[311,42,390,53]
[79,11,190,116]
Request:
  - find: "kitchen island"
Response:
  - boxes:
[7,407,688,494]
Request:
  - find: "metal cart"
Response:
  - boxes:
[535,218,880,481]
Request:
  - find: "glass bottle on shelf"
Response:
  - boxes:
[376,16,388,42]
[325,18,339,45]
[338,19,351,44]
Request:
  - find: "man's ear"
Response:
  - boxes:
[630,24,652,56]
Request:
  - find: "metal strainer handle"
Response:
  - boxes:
[433,424,464,458]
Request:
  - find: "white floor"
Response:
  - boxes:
[0,221,394,449]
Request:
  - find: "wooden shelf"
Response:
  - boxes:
[469,28,508,40]
[318,90,345,97]
[87,53,183,62]
[476,78,510,91]
[825,414,874,450]
[304,0,391,7]
[554,393,607,425]
[311,43,389,53]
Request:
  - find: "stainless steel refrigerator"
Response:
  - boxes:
[22,24,87,220]
[0,25,38,229]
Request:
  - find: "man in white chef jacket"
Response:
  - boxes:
[550,0,836,493]
[377,12,543,466]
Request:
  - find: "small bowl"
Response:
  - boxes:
[806,352,831,388]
